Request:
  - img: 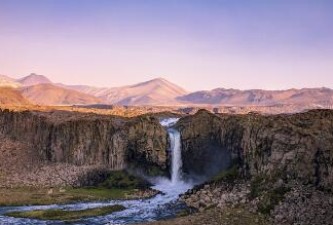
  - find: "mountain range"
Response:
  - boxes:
[0,73,333,108]
[66,77,187,105]
[178,87,333,106]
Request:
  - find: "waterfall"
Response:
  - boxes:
[168,128,182,184]
[0,117,193,225]
[160,118,183,184]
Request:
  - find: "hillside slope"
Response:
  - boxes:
[69,78,188,105]
[0,75,21,88]
[0,87,31,105]
[20,83,103,105]
[178,87,333,106]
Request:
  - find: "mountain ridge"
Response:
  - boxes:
[0,87,31,105]
[18,73,52,86]
[1,72,333,107]
[20,83,103,106]
[66,77,188,105]
[0,75,21,88]
[178,87,333,106]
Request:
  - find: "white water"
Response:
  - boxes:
[159,118,179,127]
[0,118,193,225]
[168,129,182,184]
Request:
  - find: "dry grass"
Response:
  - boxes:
[0,187,137,206]
[6,205,125,221]
[140,207,269,225]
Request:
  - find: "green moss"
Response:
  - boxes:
[249,175,290,215]
[100,171,150,189]
[219,207,269,225]
[176,208,193,218]
[0,171,155,206]
[6,205,125,221]
[0,187,136,206]
[145,165,167,177]
[249,175,266,199]
[211,166,239,183]
[66,187,136,200]
[257,186,290,215]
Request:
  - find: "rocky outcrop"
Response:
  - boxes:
[178,109,333,225]
[271,185,333,225]
[181,182,250,212]
[180,180,333,225]
[178,109,333,191]
[0,109,168,186]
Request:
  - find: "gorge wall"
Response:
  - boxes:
[177,109,333,190]
[1,108,333,190]
[0,109,168,187]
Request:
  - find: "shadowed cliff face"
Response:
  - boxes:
[126,116,168,176]
[177,111,234,178]
[0,109,168,180]
[178,109,333,190]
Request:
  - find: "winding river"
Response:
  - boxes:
[0,118,194,225]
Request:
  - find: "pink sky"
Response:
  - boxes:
[1,0,332,91]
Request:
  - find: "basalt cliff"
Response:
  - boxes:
[177,109,333,225]
[0,109,168,187]
[1,108,333,192]
[178,109,333,190]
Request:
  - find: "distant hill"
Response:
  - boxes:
[18,73,52,86]
[177,87,333,106]
[1,72,333,108]
[0,87,31,105]
[0,75,21,88]
[68,78,188,105]
[20,83,103,106]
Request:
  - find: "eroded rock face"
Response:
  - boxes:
[177,110,243,178]
[126,115,168,175]
[0,109,168,186]
[178,109,333,190]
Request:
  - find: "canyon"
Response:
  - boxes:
[0,106,333,224]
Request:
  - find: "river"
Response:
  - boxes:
[0,118,194,225]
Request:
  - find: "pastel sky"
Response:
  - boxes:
[0,0,332,91]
